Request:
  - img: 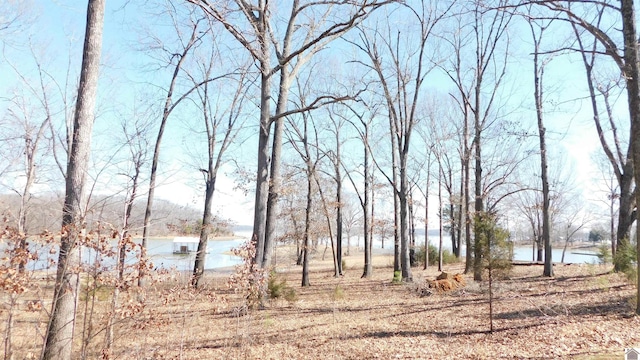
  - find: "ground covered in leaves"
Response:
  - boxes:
[6,250,640,359]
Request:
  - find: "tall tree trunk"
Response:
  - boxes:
[424,156,431,270]
[362,132,373,278]
[473,102,484,281]
[539,103,552,277]
[399,154,413,282]
[335,138,344,275]
[302,174,312,287]
[17,120,46,272]
[252,63,272,266]
[448,167,459,257]
[463,118,472,274]
[314,174,338,277]
[532,29,553,277]
[619,0,640,314]
[42,1,104,358]
[409,191,416,249]
[263,64,292,269]
[389,116,401,274]
[456,179,463,260]
[438,164,443,272]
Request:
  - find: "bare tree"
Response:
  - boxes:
[191,49,248,287]
[138,7,223,286]
[103,106,152,354]
[569,10,635,271]
[188,0,394,271]
[351,1,453,282]
[443,1,512,281]
[286,109,324,286]
[2,44,58,272]
[326,110,348,276]
[619,0,640,314]
[340,103,376,278]
[42,0,105,358]
[528,13,554,276]
[512,0,640,312]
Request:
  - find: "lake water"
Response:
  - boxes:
[9,231,600,273]
[11,237,247,272]
[142,237,246,271]
[324,234,600,265]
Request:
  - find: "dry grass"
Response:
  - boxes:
[3,247,640,359]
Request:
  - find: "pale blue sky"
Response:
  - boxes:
[0,1,625,228]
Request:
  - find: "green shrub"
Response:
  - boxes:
[613,242,637,283]
[283,287,298,303]
[267,271,287,299]
[474,212,513,279]
[413,244,458,268]
[597,244,612,265]
[267,271,297,303]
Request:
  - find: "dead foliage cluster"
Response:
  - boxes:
[417,271,466,296]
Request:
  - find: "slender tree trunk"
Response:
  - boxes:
[610,183,617,258]
[42,1,104,358]
[473,107,484,281]
[455,184,463,260]
[4,295,15,360]
[536,225,543,262]
[529,22,553,276]
[335,145,344,275]
[409,192,416,249]
[390,120,401,274]
[314,174,338,277]
[438,164,443,272]
[561,233,570,264]
[362,134,372,278]
[424,158,431,270]
[463,120,472,274]
[302,175,312,287]
[447,166,459,257]
[533,47,553,277]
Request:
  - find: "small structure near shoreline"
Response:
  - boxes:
[172,237,201,254]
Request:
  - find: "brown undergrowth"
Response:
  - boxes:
[2,246,639,359]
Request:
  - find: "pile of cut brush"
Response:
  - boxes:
[417,272,466,296]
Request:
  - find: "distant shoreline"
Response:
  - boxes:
[137,235,250,242]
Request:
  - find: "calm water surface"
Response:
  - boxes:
[9,231,600,272]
